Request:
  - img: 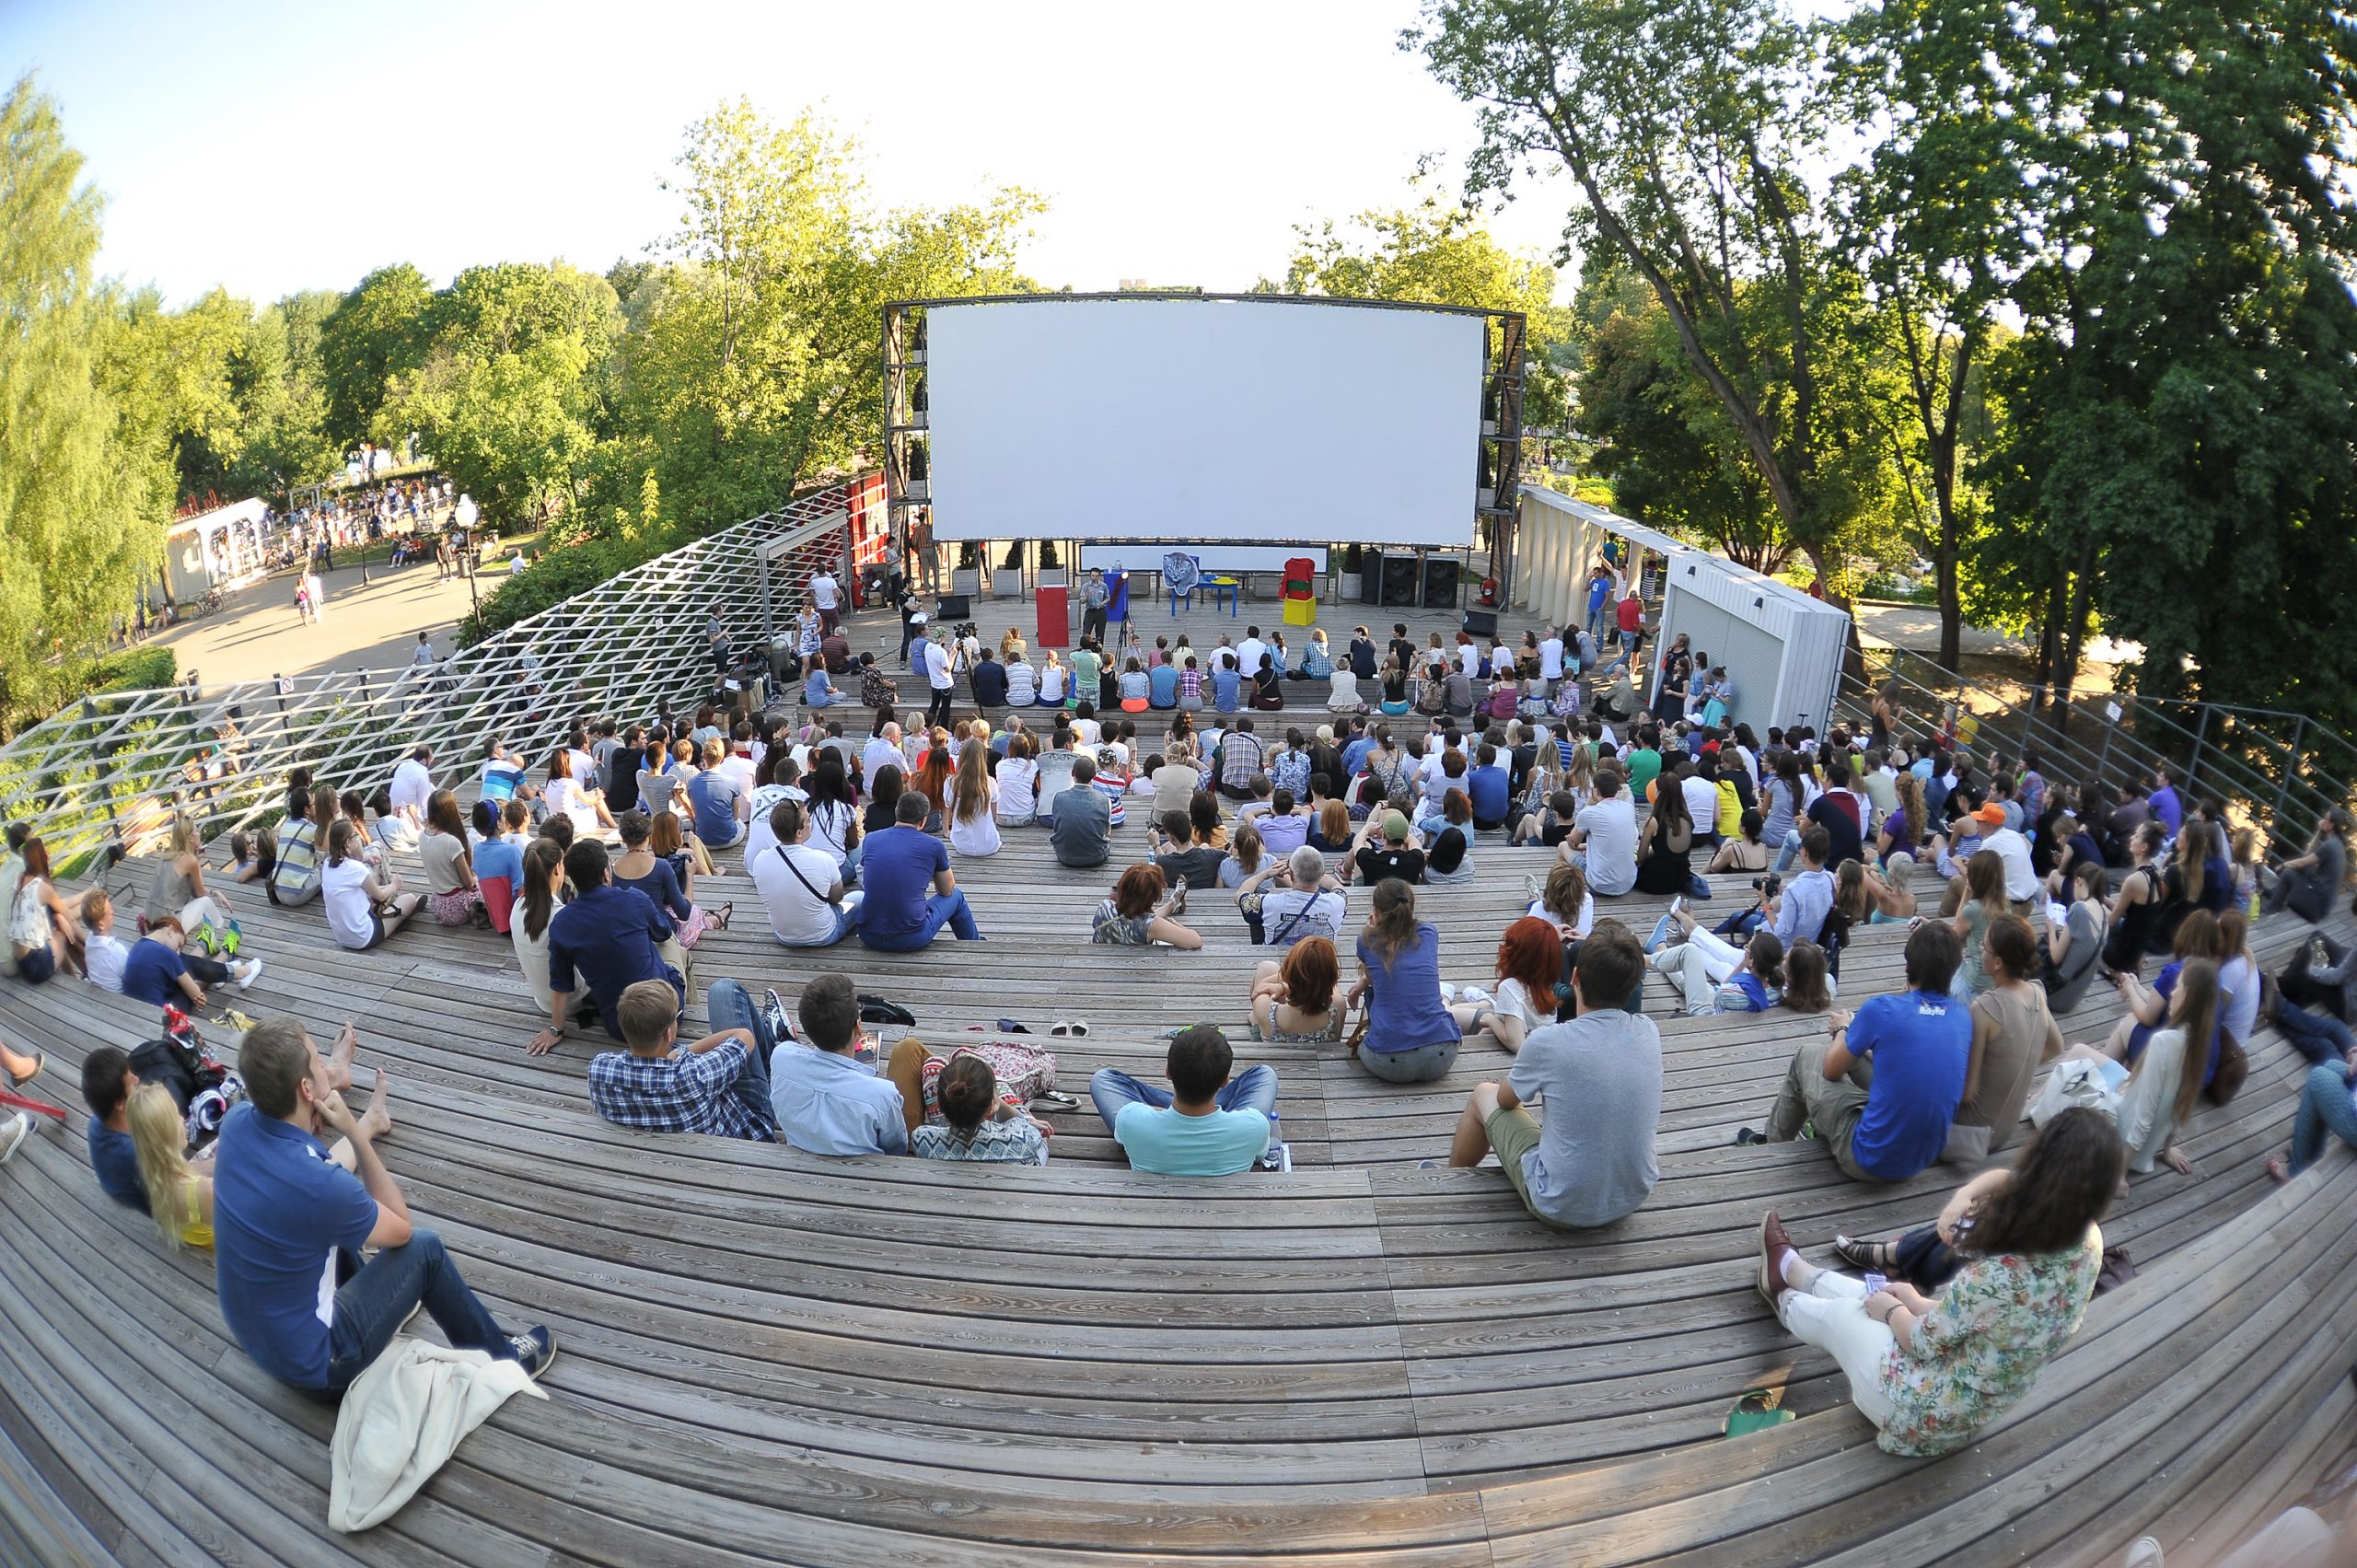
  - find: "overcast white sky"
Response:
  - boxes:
[6,0,1582,308]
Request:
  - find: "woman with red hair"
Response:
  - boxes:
[1447,916,1563,1053]
[1248,935,1343,1043]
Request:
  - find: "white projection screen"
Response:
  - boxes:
[923,297,1483,546]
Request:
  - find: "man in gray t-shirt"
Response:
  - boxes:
[1566,774,1639,896]
[1435,927,1662,1228]
[1051,757,1112,868]
[2267,808,2349,923]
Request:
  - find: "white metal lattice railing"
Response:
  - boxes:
[0,482,862,873]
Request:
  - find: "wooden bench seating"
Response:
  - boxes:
[1,774,2352,1564]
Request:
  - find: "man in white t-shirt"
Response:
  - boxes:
[1678,764,1722,844]
[1970,801,2041,904]
[1565,772,1639,896]
[923,626,957,728]
[388,746,435,824]
[1236,629,1267,683]
[749,800,863,947]
[810,568,842,634]
[1538,630,1566,687]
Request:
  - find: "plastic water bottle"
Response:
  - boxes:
[1260,1111,1283,1170]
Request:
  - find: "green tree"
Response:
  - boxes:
[1410,0,1864,585]
[1974,1,2357,732]
[1830,0,2043,668]
[319,262,434,447]
[1274,187,1570,426]
[379,261,618,524]
[0,75,159,718]
[615,100,1039,532]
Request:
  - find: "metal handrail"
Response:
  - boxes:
[0,483,864,873]
[1839,647,2351,851]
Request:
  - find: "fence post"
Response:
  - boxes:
[2188,705,2212,797]
[2274,715,2309,848]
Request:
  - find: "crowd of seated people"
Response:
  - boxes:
[13,575,2357,1482]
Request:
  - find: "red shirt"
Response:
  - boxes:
[1616,597,1643,633]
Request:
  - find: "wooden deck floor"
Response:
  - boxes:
[2,680,2354,1562]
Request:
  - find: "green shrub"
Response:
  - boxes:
[96,647,177,693]
[458,529,687,646]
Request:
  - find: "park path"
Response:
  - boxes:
[141,556,518,687]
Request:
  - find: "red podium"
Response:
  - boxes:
[1035,578,1070,648]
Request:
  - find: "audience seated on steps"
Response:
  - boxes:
[769,972,911,1156]
[1756,1108,2114,1458]
[1346,879,1462,1085]
[1050,755,1114,868]
[1090,863,1201,948]
[213,1016,554,1395]
[529,840,684,1055]
[512,840,566,1013]
[116,911,261,1005]
[750,798,862,948]
[587,978,777,1142]
[881,1040,1055,1164]
[1248,936,1345,1045]
[1559,767,1638,896]
[1090,1024,1278,1177]
[320,820,424,953]
[855,793,983,951]
[417,790,484,927]
[1439,921,1661,1229]
[2273,930,2357,1067]
[1740,920,1969,1184]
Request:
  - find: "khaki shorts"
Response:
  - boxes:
[1485,1103,1551,1220]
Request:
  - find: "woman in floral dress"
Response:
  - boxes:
[1753,1106,2119,1456]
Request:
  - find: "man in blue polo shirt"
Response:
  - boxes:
[1743,921,1970,1182]
[529,840,683,1053]
[212,1016,552,1392]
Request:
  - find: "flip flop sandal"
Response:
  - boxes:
[713,903,734,930]
[1029,1090,1080,1110]
[1049,1020,1091,1038]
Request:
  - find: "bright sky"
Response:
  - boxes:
[6,0,1580,308]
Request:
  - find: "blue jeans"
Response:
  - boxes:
[1090,1063,1279,1135]
[1716,907,1766,939]
[858,888,982,950]
[1771,827,1804,875]
[2274,994,2356,1067]
[2290,1061,2357,1175]
[705,979,781,1126]
[323,1228,508,1392]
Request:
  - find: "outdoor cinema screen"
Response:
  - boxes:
[923,296,1483,546]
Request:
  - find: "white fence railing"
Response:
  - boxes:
[0,482,862,873]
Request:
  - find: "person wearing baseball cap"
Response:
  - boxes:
[1972,799,2040,906]
[1350,811,1425,887]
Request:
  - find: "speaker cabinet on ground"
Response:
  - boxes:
[934,592,972,620]
[1461,607,1498,638]
[1361,551,1387,605]
[1380,554,1422,607]
[1422,557,1461,608]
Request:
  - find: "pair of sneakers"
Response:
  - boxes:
[396,1301,558,1379]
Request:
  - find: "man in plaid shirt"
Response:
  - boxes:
[586,979,781,1142]
[1218,717,1264,801]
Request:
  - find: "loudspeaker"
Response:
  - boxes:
[1360,551,1387,605]
[935,592,972,620]
[1422,557,1461,607]
[1380,554,1422,608]
[1461,608,1499,639]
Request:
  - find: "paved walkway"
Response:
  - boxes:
[141,558,519,688]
